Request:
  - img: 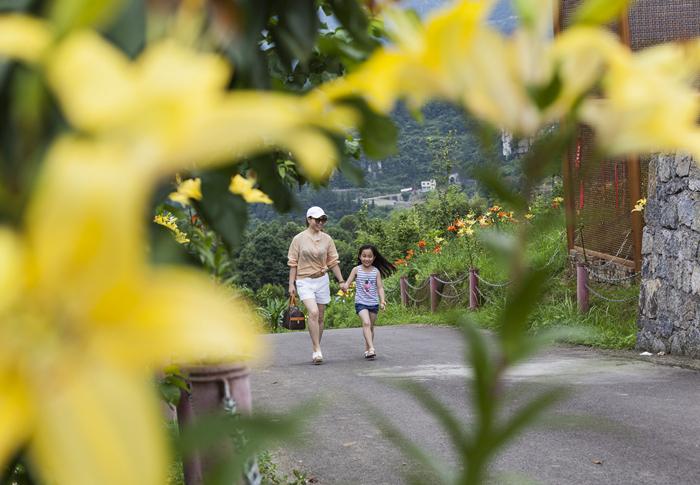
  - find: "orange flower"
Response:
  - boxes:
[406,249,415,257]
[454,218,466,228]
[433,245,442,254]
[489,205,501,213]
[394,258,406,266]
[497,211,507,218]
[447,225,457,232]
[417,240,427,249]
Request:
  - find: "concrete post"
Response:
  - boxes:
[400,276,408,307]
[429,274,439,313]
[577,263,589,313]
[469,268,479,310]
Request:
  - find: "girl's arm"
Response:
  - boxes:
[376,271,386,310]
[342,267,357,292]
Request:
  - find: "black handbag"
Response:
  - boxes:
[282,295,306,330]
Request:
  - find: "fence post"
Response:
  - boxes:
[400,276,408,307]
[577,263,589,313]
[429,274,439,313]
[469,268,479,310]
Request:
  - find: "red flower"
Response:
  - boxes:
[417,240,427,249]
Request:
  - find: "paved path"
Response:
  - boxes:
[250,325,700,484]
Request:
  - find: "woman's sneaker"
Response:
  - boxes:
[312,351,323,364]
[364,348,376,359]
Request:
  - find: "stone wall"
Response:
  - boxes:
[637,153,700,357]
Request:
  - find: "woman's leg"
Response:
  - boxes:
[317,303,326,343]
[303,298,321,353]
[358,309,374,351]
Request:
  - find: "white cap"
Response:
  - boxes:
[306,206,326,218]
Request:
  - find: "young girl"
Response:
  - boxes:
[341,244,396,359]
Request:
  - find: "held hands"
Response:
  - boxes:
[340,282,348,292]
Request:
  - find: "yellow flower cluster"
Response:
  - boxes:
[153,213,190,244]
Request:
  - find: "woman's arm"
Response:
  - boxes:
[330,263,344,285]
[288,266,297,297]
[376,271,386,310]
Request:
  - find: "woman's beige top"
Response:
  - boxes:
[287,228,339,279]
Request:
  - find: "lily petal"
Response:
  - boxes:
[31,366,167,485]
[0,228,24,314]
[99,268,262,367]
[25,137,148,316]
[0,15,52,63]
[46,31,136,133]
[0,375,31,472]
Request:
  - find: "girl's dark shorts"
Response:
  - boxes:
[355,303,379,314]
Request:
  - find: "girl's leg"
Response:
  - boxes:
[303,299,322,353]
[369,311,378,348]
[358,309,374,351]
[317,303,326,343]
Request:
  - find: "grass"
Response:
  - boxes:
[466,269,639,349]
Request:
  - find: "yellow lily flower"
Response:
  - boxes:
[0,15,356,182]
[229,175,273,204]
[632,198,647,213]
[578,38,700,160]
[154,213,190,244]
[44,30,356,181]
[319,0,488,113]
[169,177,202,206]
[0,137,261,485]
[0,15,52,62]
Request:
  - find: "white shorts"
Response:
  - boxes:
[296,274,331,305]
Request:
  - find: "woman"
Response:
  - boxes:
[288,206,345,364]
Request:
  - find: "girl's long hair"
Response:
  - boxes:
[357,244,396,278]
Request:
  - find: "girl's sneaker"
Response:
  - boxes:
[364,348,376,359]
[312,351,323,364]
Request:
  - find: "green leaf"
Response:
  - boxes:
[490,388,566,453]
[0,0,32,12]
[177,402,317,485]
[248,154,296,213]
[473,165,528,212]
[460,319,496,423]
[271,0,319,66]
[338,97,397,159]
[521,124,575,183]
[197,168,249,251]
[326,0,378,51]
[499,269,549,361]
[48,0,126,35]
[526,71,562,111]
[338,154,364,185]
[224,0,272,89]
[101,0,145,59]
[369,407,451,484]
[572,0,633,26]
[396,381,468,454]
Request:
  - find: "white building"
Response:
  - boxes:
[420,179,436,192]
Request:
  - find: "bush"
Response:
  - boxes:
[255,283,287,306]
